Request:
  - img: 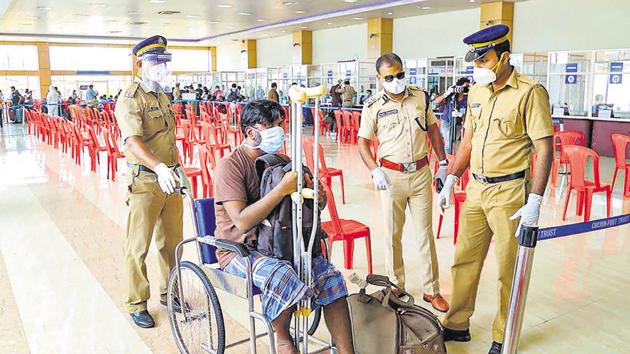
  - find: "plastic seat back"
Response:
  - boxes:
[322,181,343,236]
[611,133,630,169]
[564,145,602,188]
[302,136,315,172]
[554,131,584,162]
[193,198,219,264]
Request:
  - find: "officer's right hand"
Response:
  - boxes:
[437,174,458,209]
[370,167,392,191]
[154,163,180,194]
[278,171,298,196]
[443,86,454,98]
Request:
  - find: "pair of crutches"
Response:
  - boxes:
[287,85,335,354]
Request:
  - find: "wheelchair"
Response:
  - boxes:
[167,85,334,354]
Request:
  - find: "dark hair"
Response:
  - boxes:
[456,77,471,86]
[344,80,350,85]
[237,85,242,90]
[271,82,277,88]
[89,85,93,88]
[493,40,511,60]
[240,100,286,135]
[231,83,237,88]
[291,82,297,86]
[376,53,403,74]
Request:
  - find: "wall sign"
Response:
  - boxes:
[610,62,623,84]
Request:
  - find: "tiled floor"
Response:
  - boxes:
[0,123,629,353]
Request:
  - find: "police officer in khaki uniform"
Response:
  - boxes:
[116,35,190,328]
[438,25,553,354]
[358,53,450,312]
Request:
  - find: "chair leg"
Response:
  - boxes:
[606,188,612,218]
[576,190,584,216]
[562,187,572,221]
[551,159,559,187]
[343,239,354,270]
[192,177,198,199]
[364,233,373,275]
[584,189,593,222]
[611,167,619,191]
[339,174,346,204]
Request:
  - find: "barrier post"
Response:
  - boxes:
[502,225,539,354]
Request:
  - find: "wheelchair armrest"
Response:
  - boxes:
[214,239,251,258]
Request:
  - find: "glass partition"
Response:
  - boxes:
[0,45,38,70]
[0,76,40,98]
[51,75,132,98]
[428,57,455,97]
[547,51,593,116]
[512,52,548,85]
[591,49,630,118]
[404,58,429,91]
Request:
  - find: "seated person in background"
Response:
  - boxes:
[213,100,354,354]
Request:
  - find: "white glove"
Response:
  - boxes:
[434,160,449,192]
[443,86,454,98]
[370,167,391,191]
[437,174,458,209]
[509,193,543,237]
[154,163,180,194]
[175,166,192,192]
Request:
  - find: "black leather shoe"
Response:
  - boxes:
[161,297,187,313]
[130,310,155,328]
[488,341,502,354]
[443,327,471,342]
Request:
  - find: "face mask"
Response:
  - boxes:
[382,78,407,95]
[142,62,168,91]
[473,53,505,85]
[244,126,285,154]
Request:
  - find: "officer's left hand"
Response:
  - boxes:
[434,160,449,192]
[175,166,192,192]
[509,193,543,237]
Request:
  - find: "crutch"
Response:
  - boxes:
[502,225,539,354]
[288,85,329,354]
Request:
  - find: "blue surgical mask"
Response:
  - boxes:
[245,126,285,154]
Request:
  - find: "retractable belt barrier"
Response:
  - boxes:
[502,212,630,354]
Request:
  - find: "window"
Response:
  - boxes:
[0,45,38,70]
[169,49,211,72]
[49,46,131,71]
[0,76,40,98]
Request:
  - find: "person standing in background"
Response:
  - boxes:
[434,77,471,154]
[85,85,98,102]
[267,82,279,103]
[46,85,61,116]
[330,79,342,107]
[337,79,357,107]
[173,83,182,101]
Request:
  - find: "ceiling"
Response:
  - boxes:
[0,0,525,45]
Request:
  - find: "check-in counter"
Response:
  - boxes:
[553,115,630,157]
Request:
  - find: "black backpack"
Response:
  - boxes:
[255,154,326,262]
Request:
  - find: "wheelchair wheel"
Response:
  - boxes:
[168,261,225,354]
[307,240,329,336]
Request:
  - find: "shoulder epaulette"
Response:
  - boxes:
[364,93,381,108]
[124,82,140,98]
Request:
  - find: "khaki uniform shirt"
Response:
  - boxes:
[337,85,357,106]
[116,81,178,166]
[358,87,436,164]
[464,69,553,177]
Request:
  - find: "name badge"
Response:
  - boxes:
[378,109,398,118]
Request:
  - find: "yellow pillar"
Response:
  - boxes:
[291,30,312,65]
[480,0,514,43]
[240,39,257,69]
[367,17,393,59]
[210,46,217,72]
[36,42,51,97]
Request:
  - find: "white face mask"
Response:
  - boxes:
[382,78,407,95]
[472,67,496,86]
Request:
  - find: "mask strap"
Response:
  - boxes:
[492,52,506,73]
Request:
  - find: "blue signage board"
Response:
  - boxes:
[464,66,474,74]
[565,75,578,84]
[409,68,417,76]
[565,63,579,73]
[610,62,624,72]
[610,62,624,84]
[346,69,352,78]
[409,77,417,84]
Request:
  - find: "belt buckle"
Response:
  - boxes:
[479,175,489,184]
[402,162,417,173]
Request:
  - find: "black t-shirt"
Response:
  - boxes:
[11,91,22,105]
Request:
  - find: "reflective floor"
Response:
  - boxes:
[1,123,629,354]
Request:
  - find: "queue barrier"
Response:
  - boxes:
[502,212,630,354]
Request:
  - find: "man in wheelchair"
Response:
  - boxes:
[213,100,354,354]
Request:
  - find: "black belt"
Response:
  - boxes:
[128,163,180,174]
[472,170,525,184]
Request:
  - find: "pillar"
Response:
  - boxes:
[480,0,514,43]
[367,17,393,59]
[210,46,217,72]
[240,39,257,69]
[36,42,51,97]
[291,30,312,65]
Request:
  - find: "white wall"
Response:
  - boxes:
[216,41,242,72]
[513,0,630,53]
[257,34,292,68]
[312,23,368,64]
[393,8,479,59]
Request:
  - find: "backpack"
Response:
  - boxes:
[255,154,326,262]
[347,274,447,354]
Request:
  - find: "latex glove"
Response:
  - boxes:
[509,193,543,237]
[154,163,180,194]
[434,160,449,192]
[443,86,454,98]
[371,167,391,191]
[437,174,458,209]
[175,166,192,192]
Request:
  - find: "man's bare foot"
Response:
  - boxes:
[277,338,298,354]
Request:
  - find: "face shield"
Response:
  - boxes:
[140,52,172,92]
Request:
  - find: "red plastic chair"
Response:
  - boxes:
[310,108,331,137]
[562,146,612,222]
[551,131,585,187]
[177,151,203,199]
[350,111,361,144]
[436,155,470,245]
[303,137,346,204]
[333,109,346,143]
[85,125,108,173]
[611,133,630,198]
[320,181,373,274]
[198,145,216,198]
[101,128,125,181]
[341,110,355,144]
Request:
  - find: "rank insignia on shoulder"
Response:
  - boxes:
[124,83,140,98]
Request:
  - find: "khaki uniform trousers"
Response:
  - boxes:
[125,170,183,313]
[443,177,527,342]
[380,165,440,294]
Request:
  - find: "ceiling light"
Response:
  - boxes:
[20,23,32,26]
[209,20,219,24]
[282,1,297,6]
[149,0,166,3]
[421,6,431,10]
[281,30,286,33]
[344,0,358,3]
[469,0,475,2]
[108,30,122,34]
[238,12,252,15]
[186,14,200,18]
[300,26,308,29]
[257,19,266,22]
[387,12,393,15]
[352,17,364,20]
[295,10,306,14]
[327,22,332,25]
[36,6,51,10]
[217,4,233,8]
[76,13,90,17]
[158,10,181,15]
[129,21,148,25]
[88,2,109,7]
[128,11,139,15]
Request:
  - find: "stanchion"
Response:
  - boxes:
[502,225,539,354]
